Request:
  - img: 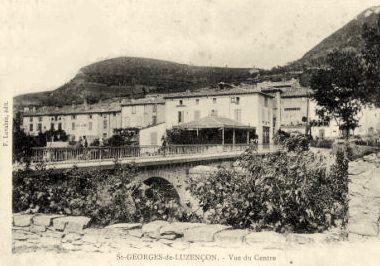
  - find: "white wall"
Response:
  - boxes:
[22,111,122,143]
[139,123,167,146]
[164,93,273,144]
[121,103,165,128]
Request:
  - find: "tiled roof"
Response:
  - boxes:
[280,87,313,98]
[23,100,122,116]
[164,85,272,99]
[173,116,255,129]
[121,97,165,106]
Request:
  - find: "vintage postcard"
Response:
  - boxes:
[1,0,380,265]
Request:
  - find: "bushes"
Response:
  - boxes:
[187,146,348,233]
[273,130,310,152]
[310,139,334,149]
[13,163,198,226]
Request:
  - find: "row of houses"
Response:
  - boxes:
[21,80,380,146]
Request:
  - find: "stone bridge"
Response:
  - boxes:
[28,146,278,208]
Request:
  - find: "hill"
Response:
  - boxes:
[288,6,380,70]
[14,57,257,107]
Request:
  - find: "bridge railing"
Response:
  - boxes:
[29,144,265,164]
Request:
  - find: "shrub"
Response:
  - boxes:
[187,146,348,233]
[13,163,199,226]
[310,138,334,149]
[273,130,310,152]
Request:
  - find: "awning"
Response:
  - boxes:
[173,116,255,130]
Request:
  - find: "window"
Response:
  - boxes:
[71,115,76,120]
[37,123,42,132]
[29,117,33,123]
[234,109,242,122]
[38,117,42,122]
[195,99,199,105]
[152,115,157,125]
[54,115,58,121]
[264,97,269,107]
[50,123,54,130]
[153,104,157,113]
[88,114,92,119]
[132,106,136,114]
[103,119,108,129]
[194,110,201,120]
[178,111,184,123]
[103,133,107,138]
[211,109,218,116]
[88,122,92,130]
[113,112,117,117]
[231,97,240,104]
[212,98,217,104]
[284,107,301,111]
[29,124,33,131]
[51,117,54,121]
[179,100,183,106]
[72,122,75,130]
[58,123,62,130]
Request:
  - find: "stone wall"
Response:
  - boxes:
[348,152,380,239]
[12,213,344,253]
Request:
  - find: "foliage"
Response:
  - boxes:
[13,163,199,226]
[310,49,367,138]
[310,138,334,149]
[12,114,68,163]
[187,146,348,232]
[362,14,380,106]
[106,128,139,146]
[273,130,310,152]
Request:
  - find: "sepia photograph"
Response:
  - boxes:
[1,0,380,265]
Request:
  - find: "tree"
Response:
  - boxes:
[310,49,367,138]
[362,14,380,106]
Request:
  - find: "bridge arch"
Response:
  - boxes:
[143,176,181,204]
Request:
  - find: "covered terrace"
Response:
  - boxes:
[172,116,256,145]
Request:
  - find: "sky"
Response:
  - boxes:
[1,0,380,96]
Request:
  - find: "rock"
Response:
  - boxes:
[128,229,143,238]
[159,222,203,236]
[52,217,68,231]
[40,236,61,247]
[43,229,64,239]
[62,232,83,243]
[214,229,249,243]
[245,231,286,245]
[142,220,169,239]
[13,231,30,241]
[105,223,142,230]
[32,214,64,227]
[183,224,231,242]
[13,214,34,227]
[53,216,91,233]
[29,224,47,233]
[348,219,379,236]
[160,234,178,240]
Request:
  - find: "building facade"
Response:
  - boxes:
[21,100,122,143]
[121,97,165,128]
[163,87,274,144]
